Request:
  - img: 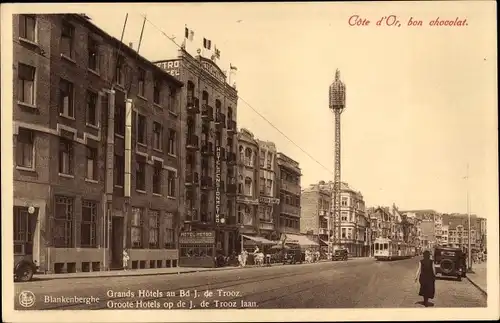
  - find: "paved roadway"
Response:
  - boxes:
[14,257,486,310]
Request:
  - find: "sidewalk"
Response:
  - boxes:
[466,261,487,295]
[33,257,372,281]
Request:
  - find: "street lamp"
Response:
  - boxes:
[465,164,473,273]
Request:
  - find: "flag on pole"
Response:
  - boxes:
[214,46,220,59]
[184,25,194,41]
[203,38,212,50]
[230,64,238,71]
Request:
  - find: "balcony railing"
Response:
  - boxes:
[281,204,300,216]
[226,151,237,165]
[186,97,200,114]
[186,134,200,150]
[227,119,236,134]
[185,172,199,186]
[215,113,226,129]
[201,104,214,121]
[319,228,329,235]
[216,147,226,160]
[201,142,214,156]
[201,176,213,190]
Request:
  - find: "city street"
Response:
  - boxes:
[15,257,486,310]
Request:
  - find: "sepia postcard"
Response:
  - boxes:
[1,1,498,322]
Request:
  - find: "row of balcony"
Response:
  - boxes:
[186,100,237,133]
[185,173,238,193]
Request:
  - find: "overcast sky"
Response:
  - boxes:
[12,2,497,219]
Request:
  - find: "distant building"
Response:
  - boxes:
[236,129,260,240]
[299,181,332,250]
[257,140,280,241]
[276,153,301,234]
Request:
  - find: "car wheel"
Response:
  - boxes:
[16,265,34,282]
[457,276,462,281]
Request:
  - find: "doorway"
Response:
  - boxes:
[111,217,124,269]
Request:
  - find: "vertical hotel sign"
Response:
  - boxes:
[215,146,222,224]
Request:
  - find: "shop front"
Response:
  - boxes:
[283,233,319,250]
[179,231,216,268]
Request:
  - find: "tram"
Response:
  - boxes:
[374,237,416,261]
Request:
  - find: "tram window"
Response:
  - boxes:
[384,243,389,250]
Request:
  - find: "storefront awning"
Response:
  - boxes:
[284,234,319,246]
[241,235,275,245]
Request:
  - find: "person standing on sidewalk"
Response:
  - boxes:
[414,250,436,307]
[122,248,130,271]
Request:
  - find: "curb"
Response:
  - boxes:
[466,276,487,296]
[29,258,370,281]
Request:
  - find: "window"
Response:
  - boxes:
[167,170,176,197]
[86,90,98,126]
[135,113,146,144]
[131,207,143,248]
[260,150,265,168]
[86,146,97,180]
[14,207,35,255]
[342,228,346,239]
[164,213,175,249]
[19,15,36,42]
[149,210,160,248]
[153,161,162,195]
[169,88,177,113]
[153,79,161,104]
[61,22,74,58]
[59,79,74,117]
[53,196,74,248]
[244,177,252,196]
[266,179,272,196]
[168,130,176,155]
[341,197,348,206]
[266,153,272,169]
[116,55,125,85]
[81,201,98,248]
[245,148,252,167]
[16,128,34,169]
[17,63,35,105]
[138,68,146,97]
[341,211,348,222]
[114,154,124,186]
[259,178,265,194]
[59,138,73,175]
[136,155,146,191]
[88,37,99,71]
[114,102,125,136]
[153,122,163,150]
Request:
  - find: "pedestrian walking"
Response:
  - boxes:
[122,248,130,271]
[414,250,436,307]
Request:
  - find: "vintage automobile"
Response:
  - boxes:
[282,247,304,265]
[332,249,348,261]
[14,254,38,282]
[433,246,467,281]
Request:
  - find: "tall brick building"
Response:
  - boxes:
[155,49,239,258]
[299,182,332,250]
[13,14,183,273]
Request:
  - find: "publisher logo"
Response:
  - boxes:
[18,291,35,308]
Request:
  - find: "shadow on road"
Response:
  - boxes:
[415,301,435,307]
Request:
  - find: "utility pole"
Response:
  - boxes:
[329,69,346,252]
